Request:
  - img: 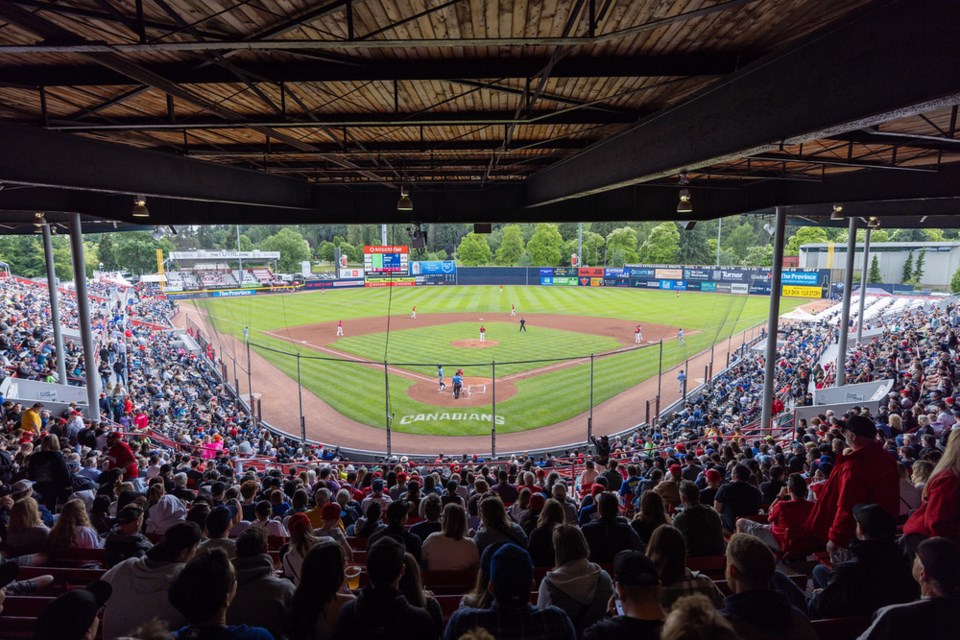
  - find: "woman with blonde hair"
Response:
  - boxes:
[6,497,50,556]
[903,428,960,549]
[422,503,479,571]
[48,499,101,550]
[661,594,738,640]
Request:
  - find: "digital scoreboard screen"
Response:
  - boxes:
[363,245,409,275]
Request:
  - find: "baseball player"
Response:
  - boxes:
[510,304,516,317]
[411,305,417,319]
[635,325,643,343]
[479,324,486,342]
[437,364,446,391]
[499,284,503,294]
[677,369,687,394]
[519,318,526,333]
[677,327,684,345]
[336,320,343,337]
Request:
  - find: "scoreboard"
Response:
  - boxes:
[363,245,409,275]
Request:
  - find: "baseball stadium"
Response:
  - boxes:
[1,1,959,639]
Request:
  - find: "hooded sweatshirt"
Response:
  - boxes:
[227,553,295,639]
[537,558,614,635]
[147,495,187,535]
[101,556,186,640]
[720,589,817,640]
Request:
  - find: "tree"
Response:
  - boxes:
[902,251,914,284]
[741,245,774,267]
[260,227,311,272]
[494,224,525,265]
[914,249,926,283]
[457,232,492,265]
[952,266,960,294]
[238,234,254,251]
[868,255,882,283]
[785,226,829,255]
[605,227,640,266]
[676,223,712,265]
[725,223,757,262]
[98,234,117,271]
[317,241,336,262]
[637,222,680,264]
[579,231,606,266]
[526,223,563,266]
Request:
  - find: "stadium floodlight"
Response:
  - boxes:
[676,170,692,214]
[151,226,164,241]
[132,195,150,218]
[397,186,413,212]
[763,222,775,236]
[830,204,844,221]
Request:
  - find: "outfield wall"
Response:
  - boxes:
[163,265,829,299]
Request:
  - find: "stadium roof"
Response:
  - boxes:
[0,0,958,227]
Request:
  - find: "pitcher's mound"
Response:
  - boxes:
[451,339,499,348]
[407,376,517,406]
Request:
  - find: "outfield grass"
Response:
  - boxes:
[197,286,807,436]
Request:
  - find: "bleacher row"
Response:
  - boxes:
[0,539,868,640]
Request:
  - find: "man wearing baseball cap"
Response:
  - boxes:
[802,414,899,564]
[34,580,112,640]
[859,537,960,640]
[445,543,575,640]
[582,550,665,640]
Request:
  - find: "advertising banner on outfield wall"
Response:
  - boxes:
[622,264,829,298]
[364,277,416,287]
[553,276,579,286]
[553,267,577,277]
[213,289,256,297]
[782,285,824,298]
[411,261,457,275]
[577,267,604,277]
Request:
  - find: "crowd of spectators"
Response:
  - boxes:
[1,275,960,639]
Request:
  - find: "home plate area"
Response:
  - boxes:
[406,376,518,406]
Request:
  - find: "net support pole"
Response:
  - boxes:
[856,228,872,345]
[491,361,497,458]
[244,327,255,428]
[760,206,786,435]
[297,353,305,442]
[384,361,392,456]
[68,214,100,421]
[657,339,663,401]
[588,353,595,441]
[836,216,857,388]
[41,222,68,384]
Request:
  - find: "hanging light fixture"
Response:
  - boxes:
[33,211,45,233]
[132,195,150,218]
[677,171,692,214]
[830,204,844,221]
[867,216,881,229]
[397,186,413,212]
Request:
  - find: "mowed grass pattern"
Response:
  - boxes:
[333,323,624,378]
[197,286,806,436]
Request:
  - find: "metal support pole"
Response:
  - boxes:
[41,223,68,384]
[836,216,857,387]
[236,225,243,286]
[856,228,872,344]
[384,361,392,455]
[682,359,689,401]
[657,339,663,400]
[244,327,255,427]
[588,354,595,441]
[577,222,583,267]
[716,217,722,266]
[645,400,650,424]
[655,395,661,426]
[68,214,100,421]
[491,361,497,458]
[233,356,239,394]
[761,207,787,435]
[297,353,305,442]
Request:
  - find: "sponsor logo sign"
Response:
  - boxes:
[781,271,820,285]
[782,285,823,298]
[604,277,630,287]
[553,267,576,277]
[213,289,256,297]
[684,269,711,280]
[553,276,579,286]
[628,267,656,278]
[699,282,717,292]
[364,277,416,287]
[540,268,554,277]
[411,261,457,275]
[604,268,625,278]
[577,267,604,277]
[540,276,554,285]
[655,268,683,279]
[731,283,749,295]
[364,245,409,254]
[399,413,505,426]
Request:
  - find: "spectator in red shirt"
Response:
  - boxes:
[736,474,815,556]
[802,415,899,563]
[106,432,139,481]
[903,429,960,552]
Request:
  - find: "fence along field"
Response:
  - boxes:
[196,286,806,438]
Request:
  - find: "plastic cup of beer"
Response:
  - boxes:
[345,565,361,590]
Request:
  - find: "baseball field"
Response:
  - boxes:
[194,286,807,438]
